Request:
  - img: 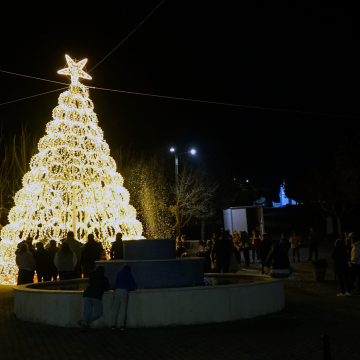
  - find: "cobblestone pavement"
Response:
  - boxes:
[1,245,359,360]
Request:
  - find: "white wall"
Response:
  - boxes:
[14,276,285,328]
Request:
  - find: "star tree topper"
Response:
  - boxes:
[58,54,92,84]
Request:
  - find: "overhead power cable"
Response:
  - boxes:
[0,87,68,106]
[0,69,68,86]
[89,0,166,72]
[89,85,360,119]
[0,68,358,118]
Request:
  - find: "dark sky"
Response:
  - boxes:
[0,1,359,200]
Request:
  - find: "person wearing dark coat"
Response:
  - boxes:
[47,240,59,281]
[16,243,36,285]
[211,230,233,273]
[259,233,273,274]
[240,231,250,266]
[264,243,293,278]
[279,233,290,256]
[79,265,110,331]
[331,239,352,296]
[176,241,188,258]
[203,241,212,273]
[111,265,136,330]
[34,242,49,283]
[81,234,102,278]
[110,233,124,260]
[265,243,290,269]
[308,227,319,261]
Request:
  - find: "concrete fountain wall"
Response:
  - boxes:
[97,239,204,289]
[14,275,284,328]
[13,239,285,328]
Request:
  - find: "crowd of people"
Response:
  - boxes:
[332,232,360,297]
[191,228,324,278]
[15,231,134,331]
[15,231,125,285]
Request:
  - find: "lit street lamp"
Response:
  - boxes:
[170,147,196,237]
[170,148,196,189]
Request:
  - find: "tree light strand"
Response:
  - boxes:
[0,55,143,284]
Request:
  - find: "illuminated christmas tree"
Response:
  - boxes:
[0,55,143,284]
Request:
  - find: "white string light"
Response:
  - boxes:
[0,55,143,284]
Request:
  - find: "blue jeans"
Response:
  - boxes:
[111,288,128,327]
[83,297,103,326]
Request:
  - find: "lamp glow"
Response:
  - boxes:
[0,55,143,284]
[170,148,175,152]
[190,149,196,155]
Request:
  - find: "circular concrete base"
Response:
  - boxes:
[13,274,285,328]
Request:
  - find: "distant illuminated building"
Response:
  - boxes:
[272,181,297,208]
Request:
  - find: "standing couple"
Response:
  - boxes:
[78,264,136,331]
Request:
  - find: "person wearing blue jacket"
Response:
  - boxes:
[111,265,136,330]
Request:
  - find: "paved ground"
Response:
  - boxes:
[1,245,359,360]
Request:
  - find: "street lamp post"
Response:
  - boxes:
[170,147,196,237]
[170,148,196,189]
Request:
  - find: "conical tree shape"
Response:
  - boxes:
[0,55,143,284]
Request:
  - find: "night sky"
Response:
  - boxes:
[1,2,359,201]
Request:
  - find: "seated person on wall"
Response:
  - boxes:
[111,264,136,330]
[263,243,293,278]
[78,265,110,331]
[197,240,206,253]
[181,234,190,249]
[176,240,187,258]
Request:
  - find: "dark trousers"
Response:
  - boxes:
[243,248,250,266]
[251,245,259,261]
[47,266,58,281]
[292,247,300,261]
[36,268,47,283]
[260,257,267,273]
[350,265,360,289]
[58,271,75,280]
[216,260,230,273]
[17,269,34,285]
[336,266,352,294]
[308,245,318,260]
